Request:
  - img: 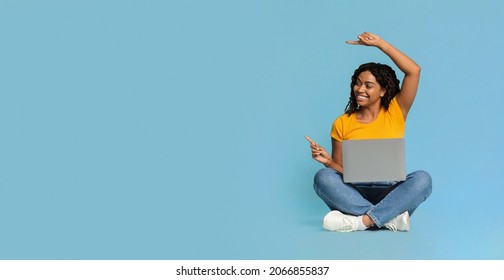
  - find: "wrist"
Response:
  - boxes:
[376,39,391,51]
[324,158,333,167]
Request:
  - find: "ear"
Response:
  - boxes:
[380,88,386,98]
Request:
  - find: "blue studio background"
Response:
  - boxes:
[1,0,503,259]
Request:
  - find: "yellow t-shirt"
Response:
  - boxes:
[331,97,405,141]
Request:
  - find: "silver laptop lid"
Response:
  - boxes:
[342,138,406,183]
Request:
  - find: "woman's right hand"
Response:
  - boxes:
[305,136,332,166]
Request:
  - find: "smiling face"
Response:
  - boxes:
[353,71,386,108]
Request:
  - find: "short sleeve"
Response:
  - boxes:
[387,97,405,124]
[330,116,344,142]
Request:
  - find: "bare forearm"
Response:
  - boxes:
[324,158,343,173]
[377,40,420,76]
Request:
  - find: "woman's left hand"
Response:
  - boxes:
[346,32,383,47]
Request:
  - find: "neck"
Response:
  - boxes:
[357,102,382,123]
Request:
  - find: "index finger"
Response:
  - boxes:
[304,135,315,144]
[345,40,361,45]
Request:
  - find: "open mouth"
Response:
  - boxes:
[356,94,370,101]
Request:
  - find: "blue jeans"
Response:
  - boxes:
[313,168,432,228]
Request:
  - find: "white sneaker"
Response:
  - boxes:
[322,210,358,232]
[383,211,410,232]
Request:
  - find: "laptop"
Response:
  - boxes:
[342,138,406,183]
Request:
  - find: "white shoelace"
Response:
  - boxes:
[384,221,398,232]
[384,213,409,232]
[337,216,357,232]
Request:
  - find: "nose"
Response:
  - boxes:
[357,84,366,93]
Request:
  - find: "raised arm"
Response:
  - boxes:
[346,32,421,120]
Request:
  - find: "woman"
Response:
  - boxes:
[306,32,432,232]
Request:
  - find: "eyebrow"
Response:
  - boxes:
[356,78,376,84]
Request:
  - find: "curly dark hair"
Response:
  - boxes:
[344,62,400,115]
